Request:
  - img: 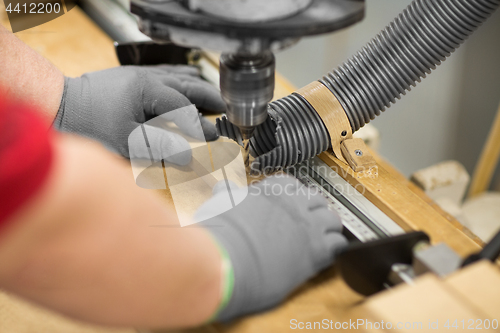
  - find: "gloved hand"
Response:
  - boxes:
[54,65,226,158]
[195,175,348,321]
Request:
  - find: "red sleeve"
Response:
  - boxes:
[0,95,54,227]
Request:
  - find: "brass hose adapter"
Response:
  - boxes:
[295,81,352,164]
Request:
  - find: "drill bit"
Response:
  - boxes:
[243,139,251,171]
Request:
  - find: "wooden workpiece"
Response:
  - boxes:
[319,151,482,257]
[0,5,492,333]
[0,4,120,77]
[349,260,500,333]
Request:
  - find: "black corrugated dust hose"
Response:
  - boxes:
[217,0,500,173]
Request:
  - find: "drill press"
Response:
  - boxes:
[130,0,365,143]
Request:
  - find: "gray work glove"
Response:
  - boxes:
[54,65,226,158]
[195,175,348,321]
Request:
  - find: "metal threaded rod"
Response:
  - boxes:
[218,0,500,173]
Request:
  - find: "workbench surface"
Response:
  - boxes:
[0,6,485,333]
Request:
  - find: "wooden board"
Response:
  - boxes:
[1,5,120,77]
[0,290,133,333]
[446,260,500,320]
[349,261,500,332]
[319,151,482,257]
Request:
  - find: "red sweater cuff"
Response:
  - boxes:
[0,96,54,227]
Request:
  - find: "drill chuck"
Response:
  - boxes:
[220,52,275,139]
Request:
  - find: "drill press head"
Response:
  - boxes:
[131,0,365,140]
